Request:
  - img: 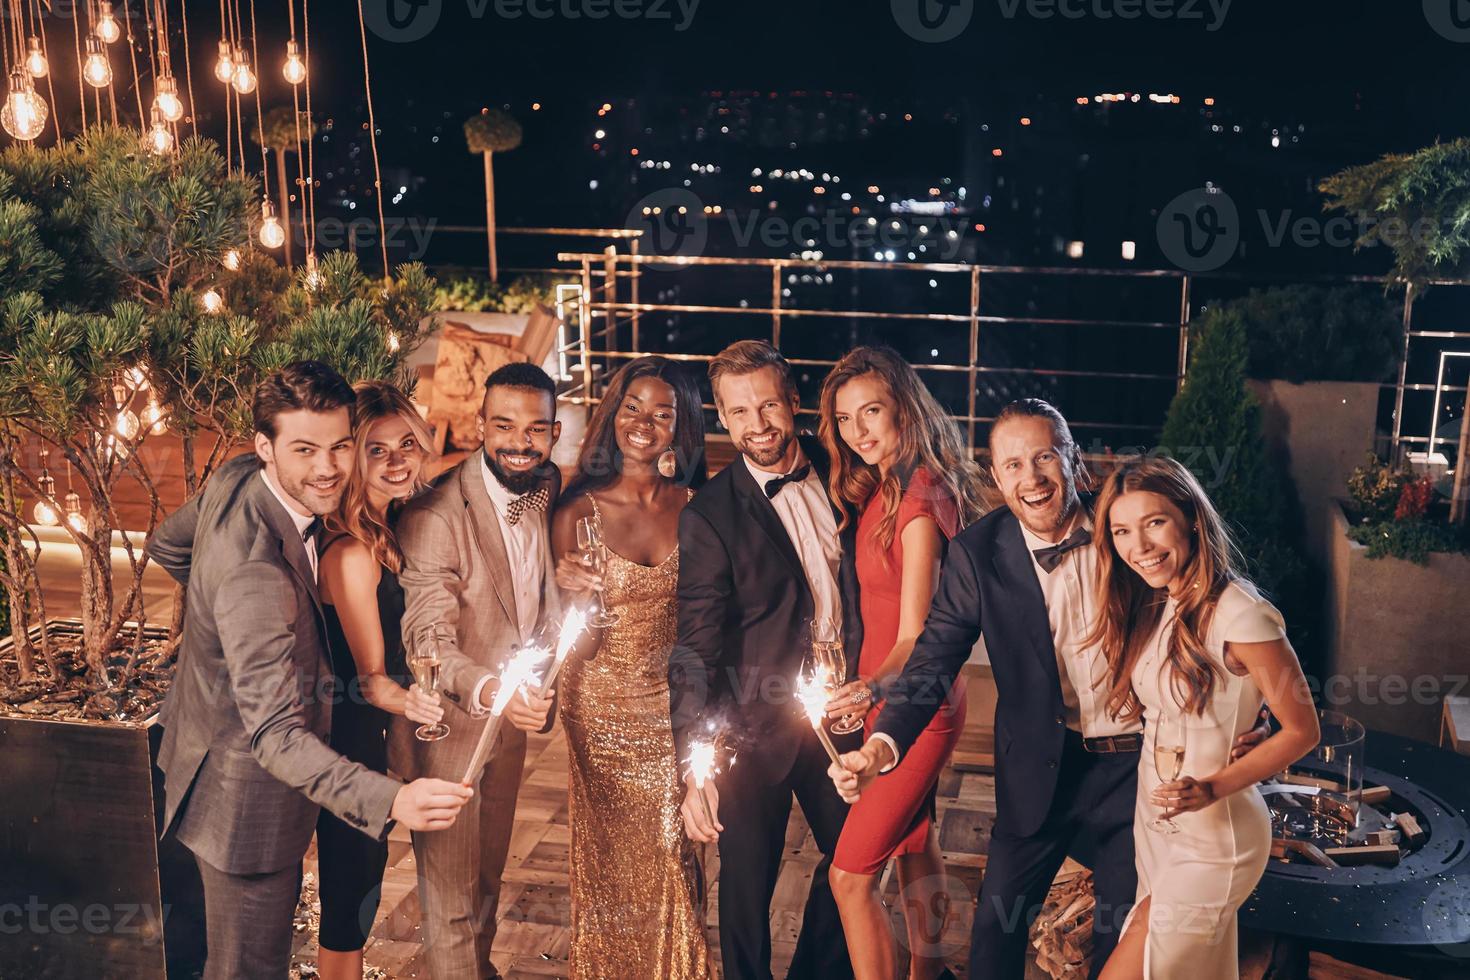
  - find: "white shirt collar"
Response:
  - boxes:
[259,470,315,538]
[743,449,811,490]
[479,451,523,515]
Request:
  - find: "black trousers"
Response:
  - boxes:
[717,729,857,980]
[970,732,1139,980]
[315,681,392,953]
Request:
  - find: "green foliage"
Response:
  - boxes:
[251,106,316,152]
[433,272,566,313]
[1221,285,1400,383]
[0,127,255,310]
[464,109,523,155]
[1346,453,1410,523]
[1347,518,1469,564]
[1319,137,1470,287]
[1160,304,1314,644]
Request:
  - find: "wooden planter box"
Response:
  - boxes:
[0,620,204,979]
[1326,504,1470,743]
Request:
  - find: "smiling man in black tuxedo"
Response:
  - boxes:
[670,339,863,980]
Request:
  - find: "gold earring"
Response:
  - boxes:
[657,449,678,479]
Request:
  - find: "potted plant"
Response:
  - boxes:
[1326,455,1470,744]
[0,129,436,978]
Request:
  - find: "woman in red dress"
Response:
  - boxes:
[818,346,990,980]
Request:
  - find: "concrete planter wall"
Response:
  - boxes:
[1249,379,1381,563]
[1325,503,1470,744]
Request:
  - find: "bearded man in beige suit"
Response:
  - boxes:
[392,361,563,980]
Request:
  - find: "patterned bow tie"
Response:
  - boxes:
[1032,527,1091,573]
[506,486,549,526]
[764,464,811,499]
[302,516,324,548]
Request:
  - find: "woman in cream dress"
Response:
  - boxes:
[1088,456,1320,980]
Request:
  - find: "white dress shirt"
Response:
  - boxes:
[1018,517,1140,738]
[260,471,318,580]
[479,453,546,645]
[743,453,843,637]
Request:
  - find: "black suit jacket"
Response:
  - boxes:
[671,436,863,781]
[875,497,1097,838]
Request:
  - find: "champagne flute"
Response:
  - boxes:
[409,623,452,742]
[1149,715,1186,834]
[576,516,620,628]
[810,617,865,736]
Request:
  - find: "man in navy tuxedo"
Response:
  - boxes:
[829,399,1261,979]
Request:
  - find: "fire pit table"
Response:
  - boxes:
[1240,728,1470,956]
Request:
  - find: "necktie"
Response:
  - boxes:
[302,516,323,548]
[764,464,811,499]
[506,486,549,526]
[1032,527,1091,573]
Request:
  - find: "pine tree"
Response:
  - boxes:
[1160,306,1312,644]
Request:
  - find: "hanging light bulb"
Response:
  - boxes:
[201,288,224,313]
[258,198,285,249]
[222,248,241,271]
[83,35,112,88]
[63,490,87,534]
[142,397,168,435]
[123,365,149,391]
[145,107,174,155]
[96,2,122,44]
[283,39,306,85]
[33,450,58,526]
[387,330,401,353]
[113,384,140,441]
[2,68,48,141]
[303,251,321,290]
[154,74,183,122]
[25,37,47,79]
[214,40,235,83]
[231,50,256,95]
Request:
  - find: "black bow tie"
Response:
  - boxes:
[302,517,324,548]
[1032,527,1091,573]
[764,464,811,499]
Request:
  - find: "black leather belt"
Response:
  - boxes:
[1082,733,1143,754]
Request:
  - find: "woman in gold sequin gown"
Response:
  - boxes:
[550,357,712,980]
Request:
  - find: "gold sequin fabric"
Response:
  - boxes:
[559,498,713,980]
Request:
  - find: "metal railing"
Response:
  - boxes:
[550,245,1470,463]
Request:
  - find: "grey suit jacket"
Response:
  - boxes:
[390,456,560,781]
[149,453,402,875]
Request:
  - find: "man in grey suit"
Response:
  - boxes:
[393,361,563,980]
[149,361,473,980]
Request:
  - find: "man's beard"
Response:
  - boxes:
[279,468,341,516]
[737,429,794,469]
[485,449,548,495]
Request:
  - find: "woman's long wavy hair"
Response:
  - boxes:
[331,380,437,575]
[817,346,989,559]
[1087,455,1247,721]
[563,355,708,502]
